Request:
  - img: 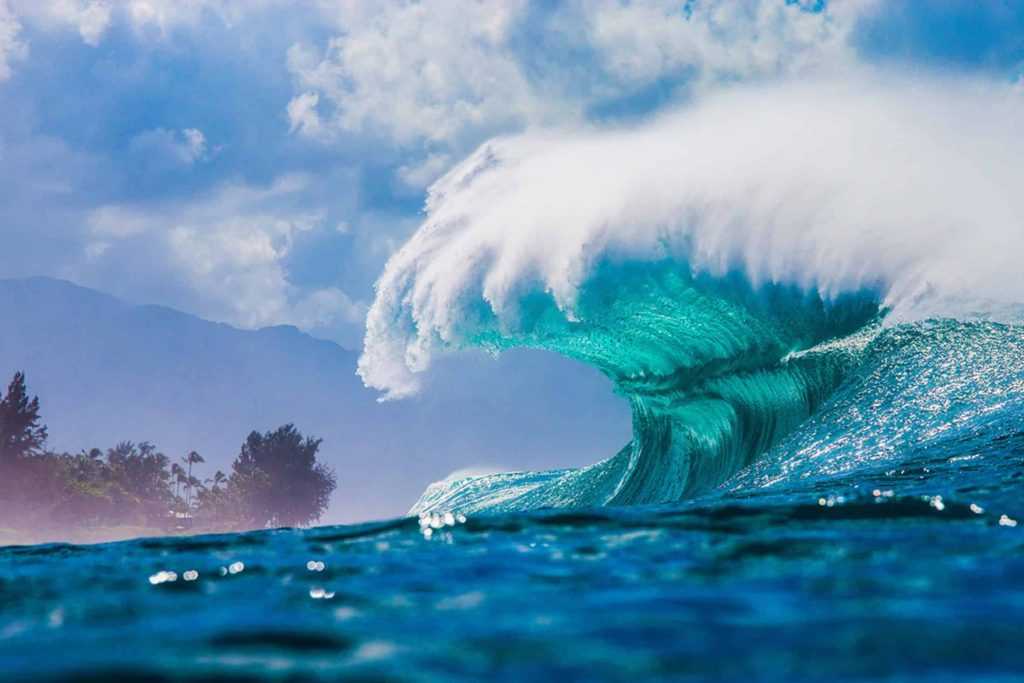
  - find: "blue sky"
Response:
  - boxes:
[0,0,1022,351]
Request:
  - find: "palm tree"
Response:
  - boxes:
[205,470,227,493]
[170,462,185,502]
[181,451,205,511]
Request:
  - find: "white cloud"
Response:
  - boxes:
[286,1,568,151]
[119,0,293,35]
[288,0,880,184]
[577,0,870,89]
[60,0,110,46]
[9,0,111,46]
[0,0,26,81]
[286,90,322,137]
[8,0,290,48]
[181,128,207,160]
[6,1,879,153]
[129,127,209,166]
[86,174,364,332]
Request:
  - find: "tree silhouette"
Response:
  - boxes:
[171,462,185,502]
[0,372,48,463]
[206,470,227,492]
[0,374,340,539]
[181,451,205,511]
[230,424,336,528]
[194,469,238,528]
[106,442,172,524]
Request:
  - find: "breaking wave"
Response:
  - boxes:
[357,75,1024,514]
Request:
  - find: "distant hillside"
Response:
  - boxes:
[0,278,628,522]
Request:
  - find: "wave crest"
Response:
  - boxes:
[360,75,1024,399]
[358,74,1024,513]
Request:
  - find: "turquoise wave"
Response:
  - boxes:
[412,263,902,514]
[411,261,1024,514]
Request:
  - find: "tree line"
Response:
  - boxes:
[0,372,337,538]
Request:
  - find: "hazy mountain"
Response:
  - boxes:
[0,278,628,522]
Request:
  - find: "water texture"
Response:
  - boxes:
[2,438,1022,681]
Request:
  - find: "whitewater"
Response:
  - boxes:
[357,74,1024,516]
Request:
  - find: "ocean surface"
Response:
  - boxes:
[6,288,1024,681]
[6,287,1024,682]
[2,400,1023,681]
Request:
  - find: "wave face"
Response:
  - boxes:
[358,76,1024,515]
[413,315,1024,514]
[411,265,882,513]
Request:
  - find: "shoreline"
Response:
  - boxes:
[0,524,236,548]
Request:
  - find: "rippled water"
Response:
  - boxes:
[2,434,1023,682]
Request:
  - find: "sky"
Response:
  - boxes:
[1,0,1022,352]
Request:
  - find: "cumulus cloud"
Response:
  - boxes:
[3,1,883,155]
[576,0,872,88]
[286,0,880,184]
[287,0,560,151]
[85,174,365,333]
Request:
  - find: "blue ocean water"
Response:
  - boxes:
[1,441,1022,682]
[4,273,1024,680]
